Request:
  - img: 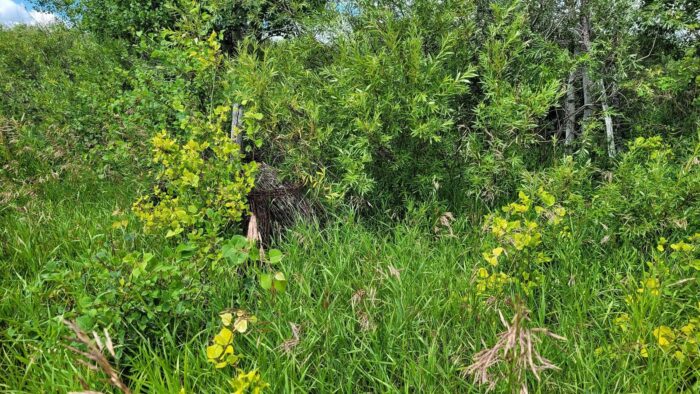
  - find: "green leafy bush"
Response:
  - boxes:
[591,136,700,245]
[0,26,135,204]
[128,2,258,242]
[231,1,566,211]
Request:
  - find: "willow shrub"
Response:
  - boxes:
[230,1,565,211]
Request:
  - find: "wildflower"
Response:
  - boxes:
[640,344,649,358]
[674,351,686,362]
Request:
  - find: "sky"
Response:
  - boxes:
[0,0,58,26]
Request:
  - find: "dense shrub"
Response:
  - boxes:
[231,1,565,211]
[0,26,141,206]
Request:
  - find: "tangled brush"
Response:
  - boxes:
[248,163,319,245]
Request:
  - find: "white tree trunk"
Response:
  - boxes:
[580,3,593,123]
[580,0,615,158]
[230,103,243,146]
[565,68,577,145]
[599,80,616,158]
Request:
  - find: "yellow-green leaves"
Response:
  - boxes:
[132,20,257,244]
[133,117,258,242]
[671,241,693,252]
[637,277,661,297]
[206,309,267,389]
[267,249,283,265]
[207,327,237,368]
[476,188,566,300]
[206,309,258,376]
[482,247,504,267]
[230,369,269,394]
[220,312,233,327]
[653,325,675,348]
[221,310,258,334]
[612,233,700,365]
[207,309,258,369]
[537,187,556,207]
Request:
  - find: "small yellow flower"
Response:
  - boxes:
[674,351,686,362]
[641,277,660,296]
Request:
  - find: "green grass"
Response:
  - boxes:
[1,173,698,393]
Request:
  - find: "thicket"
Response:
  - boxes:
[1,0,699,392]
[0,26,134,206]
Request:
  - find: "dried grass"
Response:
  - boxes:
[62,319,131,394]
[279,323,302,354]
[463,305,566,393]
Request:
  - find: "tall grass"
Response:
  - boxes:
[2,169,694,392]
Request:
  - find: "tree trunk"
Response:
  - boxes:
[580,1,593,123]
[599,80,616,157]
[580,0,615,157]
[565,67,577,145]
[230,103,243,148]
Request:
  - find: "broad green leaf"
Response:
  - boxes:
[222,242,248,265]
[268,249,283,264]
[249,246,260,262]
[176,242,198,258]
[273,271,287,293]
[260,273,272,290]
